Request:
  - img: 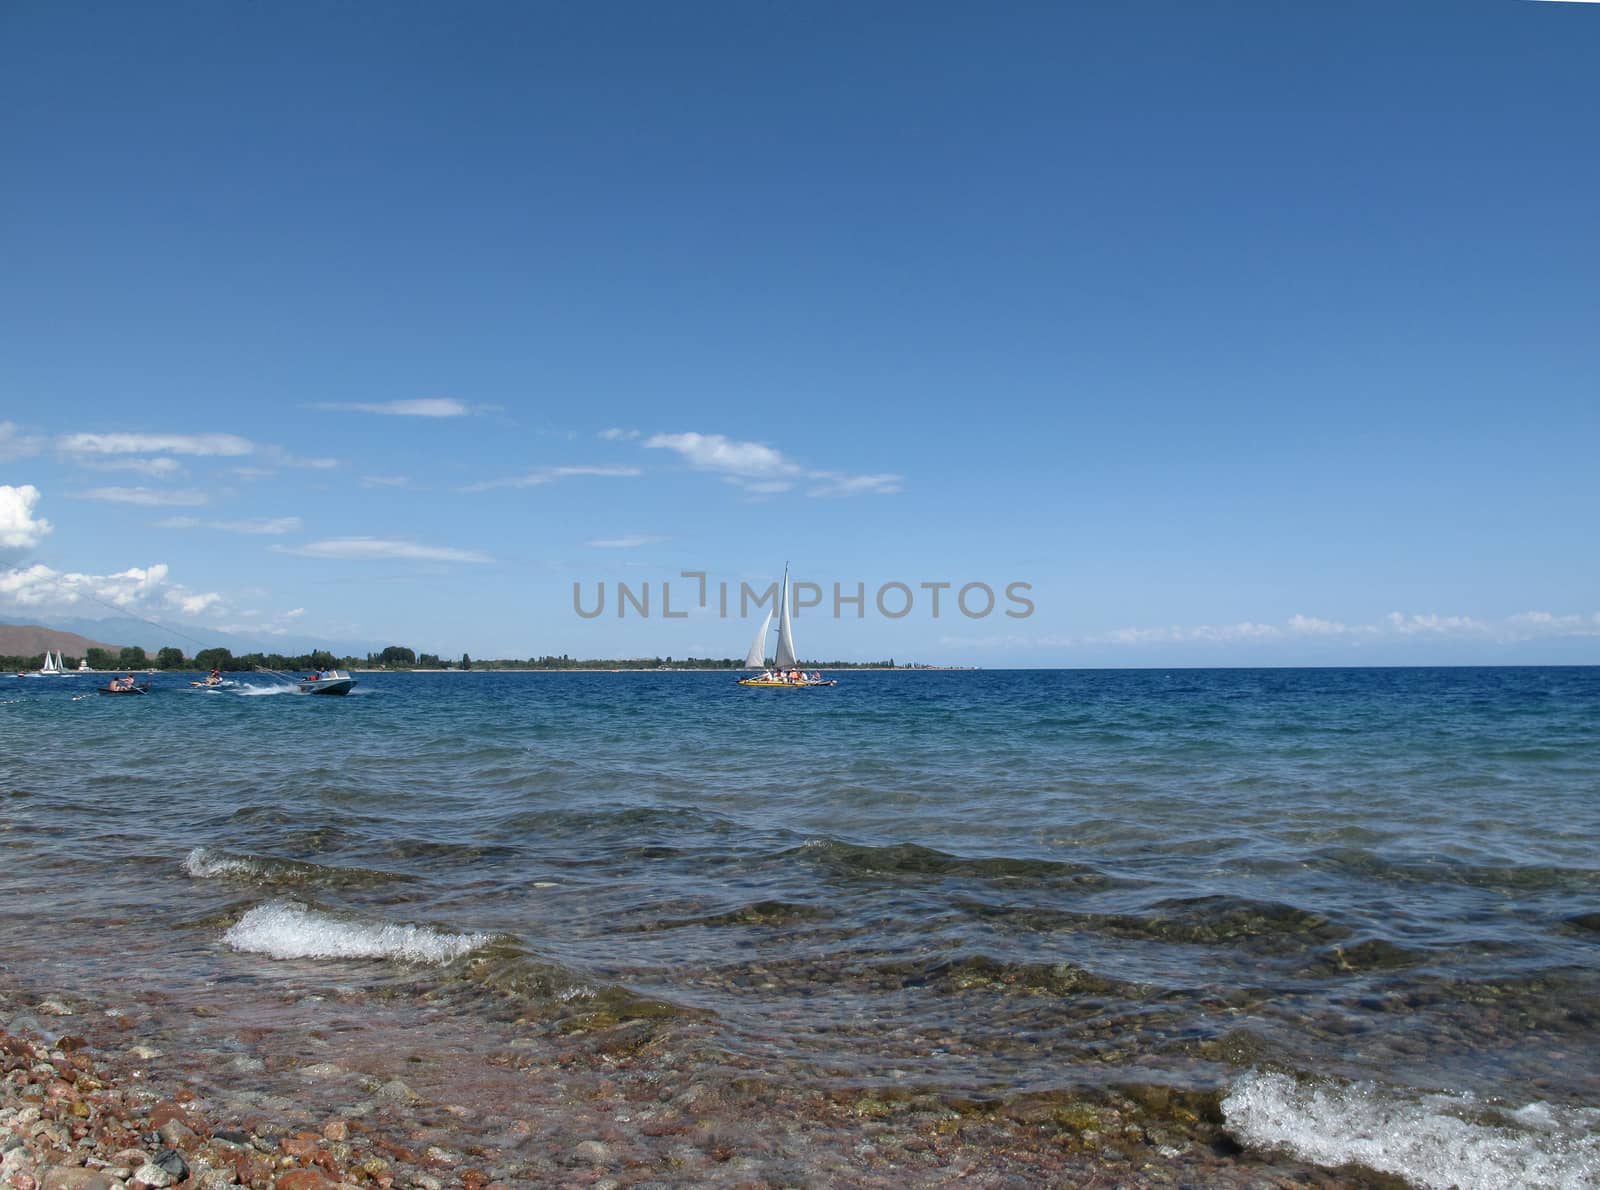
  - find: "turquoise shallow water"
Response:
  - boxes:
[3,666,1599,1181]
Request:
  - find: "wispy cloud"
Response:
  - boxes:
[0,485,53,553]
[0,422,44,461]
[310,399,472,418]
[79,486,210,507]
[157,515,303,535]
[585,534,669,548]
[463,465,641,492]
[360,475,411,488]
[260,445,339,470]
[806,472,903,497]
[643,431,902,497]
[947,609,1600,652]
[599,427,641,441]
[277,537,492,563]
[72,456,185,478]
[58,432,254,457]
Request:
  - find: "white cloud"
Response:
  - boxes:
[1087,622,1285,645]
[644,431,902,497]
[172,590,223,615]
[585,534,668,548]
[1084,610,1597,648]
[213,517,302,535]
[360,475,411,488]
[269,451,340,471]
[311,399,471,417]
[0,422,44,461]
[0,485,53,552]
[73,456,185,477]
[0,560,223,621]
[1383,611,1490,636]
[278,537,492,563]
[1286,614,1354,636]
[59,432,254,457]
[807,472,903,497]
[463,465,641,492]
[599,427,641,441]
[79,486,210,507]
[645,432,796,480]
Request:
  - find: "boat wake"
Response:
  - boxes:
[1222,1071,1600,1189]
[233,682,302,696]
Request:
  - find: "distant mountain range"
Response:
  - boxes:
[0,623,127,659]
[0,615,386,659]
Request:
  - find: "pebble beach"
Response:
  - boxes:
[1,987,1393,1190]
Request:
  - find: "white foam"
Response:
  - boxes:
[1223,1071,1600,1190]
[186,846,256,878]
[234,682,300,696]
[222,901,489,965]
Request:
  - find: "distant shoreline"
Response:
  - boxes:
[387,665,980,673]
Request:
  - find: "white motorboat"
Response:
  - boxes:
[298,669,357,695]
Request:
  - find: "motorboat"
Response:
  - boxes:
[299,670,357,695]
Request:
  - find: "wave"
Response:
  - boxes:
[222,901,490,964]
[1223,1071,1600,1189]
[618,899,834,933]
[1307,846,1600,894]
[789,839,1113,886]
[461,946,701,1027]
[185,846,405,888]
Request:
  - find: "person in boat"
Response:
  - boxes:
[113,674,135,691]
[209,668,222,683]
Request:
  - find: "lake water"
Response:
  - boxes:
[3,667,1598,1187]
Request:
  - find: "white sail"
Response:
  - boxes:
[774,566,797,669]
[743,610,773,669]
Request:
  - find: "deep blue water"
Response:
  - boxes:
[3,667,1599,1181]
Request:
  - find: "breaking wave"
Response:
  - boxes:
[185,846,403,888]
[222,901,491,965]
[1223,1071,1600,1189]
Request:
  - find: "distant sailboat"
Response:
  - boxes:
[28,651,76,677]
[737,565,835,688]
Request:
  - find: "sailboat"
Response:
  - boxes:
[736,565,837,688]
[22,651,76,677]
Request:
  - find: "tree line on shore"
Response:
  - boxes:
[6,644,907,672]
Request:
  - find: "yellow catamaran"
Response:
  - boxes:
[736,565,836,688]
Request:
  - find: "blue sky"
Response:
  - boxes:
[2,1,1597,665]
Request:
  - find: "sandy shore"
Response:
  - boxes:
[0,980,1406,1190]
